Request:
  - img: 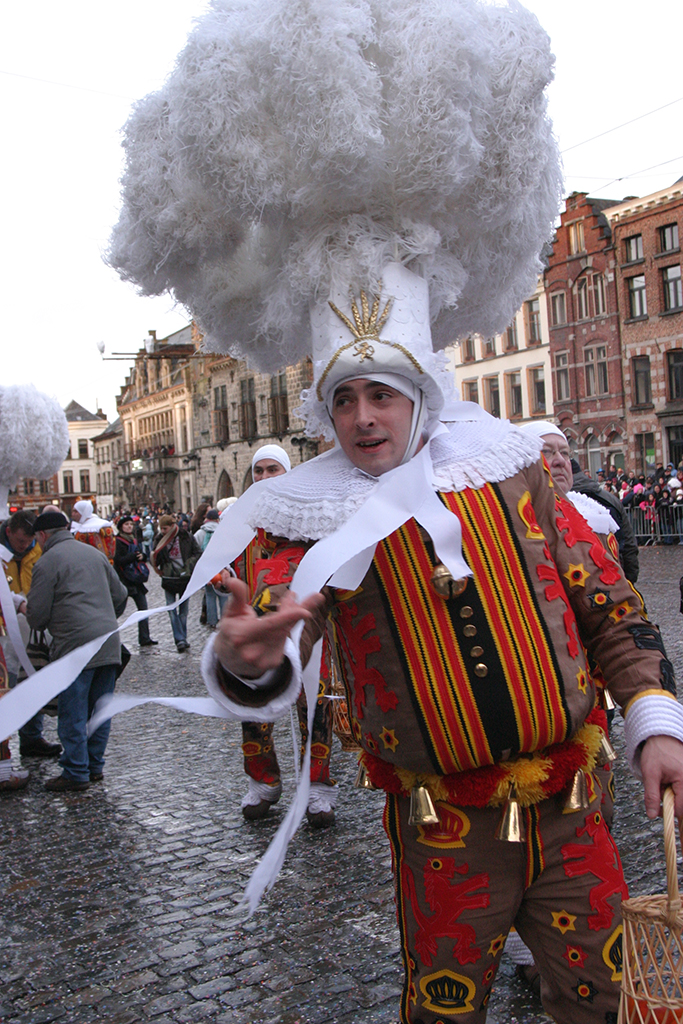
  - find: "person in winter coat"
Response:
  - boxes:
[194,508,226,627]
[151,515,200,652]
[114,516,157,647]
[571,459,640,582]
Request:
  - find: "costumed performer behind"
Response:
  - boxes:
[103,1,683,1019]
[72,500,116,564]
[232,444,337,827]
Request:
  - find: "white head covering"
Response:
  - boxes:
[73,499,94,522]
[520,421,566,442]
[251,445,291,475]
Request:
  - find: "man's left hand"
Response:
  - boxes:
[640,735,683,819]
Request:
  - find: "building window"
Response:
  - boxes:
[555,352,570,401]
[79,470,90,493]
[505,321,518,349]
[576,278,589,320]
[635,432,656,477]
[214,385,227,410]
[239,378,257,439]
[268,372,289,435]
[212,407,229,445]
[525,299,542,344]
[624,234,643,263]
[585,345,608,396]
[663,265,683,312]
[667,426,683,470]
[592,274,606,316]
[484,377,500,418]
[660,224,679,253]
[632,356,652,406]
[568,221,585,255]
[39,480,50,495]
[78,439,89,459]
[529,368,546,415]
[462,380,478,405]
[63,471,73,493]
[627,275,647,318]
[550,292,566,326]
[462,335,476,362]
[506,372,523,418]
[668,350,683,401]
[483,336,496,357]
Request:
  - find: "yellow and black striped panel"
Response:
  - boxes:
[373,486,570,774]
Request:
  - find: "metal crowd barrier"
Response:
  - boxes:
[623,505,683,545]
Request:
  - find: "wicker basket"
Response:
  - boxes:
[619,787,683,1023]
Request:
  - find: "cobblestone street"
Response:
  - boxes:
[3,546,683,1024]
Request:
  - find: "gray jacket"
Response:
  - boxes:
[27,530,128,668]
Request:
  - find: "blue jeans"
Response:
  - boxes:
[165,590,189,644]
[7,670,44,742]
[57,665,118,781]
[204,584,228,627]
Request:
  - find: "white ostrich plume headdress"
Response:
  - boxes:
[108,0,562,421]
[0,385,70,520]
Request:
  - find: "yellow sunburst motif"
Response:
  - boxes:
[487,934,506,957]
[576,668,588,694]
[551,910,577,935]
[564,563,590,588]
[608,601,633,623]
[379,726,399,752]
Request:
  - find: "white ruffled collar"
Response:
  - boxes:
[250,415,542,541]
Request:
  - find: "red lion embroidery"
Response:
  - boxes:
[537,543,580,658]
[334,601,398,717]
[403,858,489,966]
[561,812,628,932]
[555,497,621,586]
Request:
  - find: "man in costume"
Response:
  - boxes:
[102,1,683,1019]
[71,500,116,564]
[235,445,336,827]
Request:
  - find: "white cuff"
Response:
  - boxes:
[308,782,338,813]
[623,693,683,777]
[200,633,302,723]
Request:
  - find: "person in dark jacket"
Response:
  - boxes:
[151,515,200,652]
[27,511,129,791]
[114,516,157,648]
[571,459,640,582]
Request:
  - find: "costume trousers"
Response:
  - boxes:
[57,665,118,781]
[242,681,334,786]
[384,776,625,1024]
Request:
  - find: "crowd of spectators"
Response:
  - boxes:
[596,462,683,545]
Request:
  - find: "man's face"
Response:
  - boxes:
[6,527,33,555]
[331,379,414,476]
[71,509,81,523]
[541,433,573,492]
[253,458,287,482]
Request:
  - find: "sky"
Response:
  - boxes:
[2,0,682,422]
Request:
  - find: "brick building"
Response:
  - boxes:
[604,181,683,474]
[545,193,627,476]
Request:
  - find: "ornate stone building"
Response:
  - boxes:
[92,418,124,517]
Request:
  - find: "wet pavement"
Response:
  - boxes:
[2,546,683,1024]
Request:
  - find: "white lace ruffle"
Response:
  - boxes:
[566,491,618,535]
[250,418,543,542]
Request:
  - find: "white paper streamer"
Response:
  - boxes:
[0,544,34,679]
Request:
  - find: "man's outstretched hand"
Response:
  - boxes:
[214,577,324,679]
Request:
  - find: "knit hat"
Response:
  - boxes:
[251,445,291,475]
[205,508,220,521]
[520,421,566,442]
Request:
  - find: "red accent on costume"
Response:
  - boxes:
[561,811,629,932]
[334,601,398,717]
[256,544,307,586]
[537,542,580,659]
[402,858,489,967]
[556,497,621,586]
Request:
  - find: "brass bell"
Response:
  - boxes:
[564,769,591,811]
[494,781,526,842]
[0,616,6,637]
[597,732,617,765]
[408,784,439,826]
[431,564,468,600]
[602,689,617,711]
[354,762,377,790]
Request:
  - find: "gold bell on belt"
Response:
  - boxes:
[598,731,617,765]
[495,781,526,842]
[430,564,468,600]
[564,769,591,811]
[408,784,439,826]
[354,762,377,790]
